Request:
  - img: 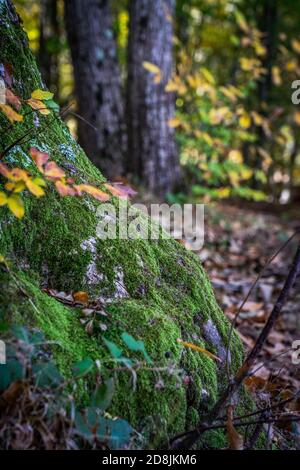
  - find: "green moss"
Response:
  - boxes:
[0,1,254,448]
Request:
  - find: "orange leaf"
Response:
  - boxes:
[55,181,76,197]
[104,183,137,198]
[26,98,50,115]
[5,89,21,110]
[73,291,89,304]
[74,184,110,202]
[44,161,65,179]
[0,103,23,122]
[0,164,28,182]
[177,338,221,362]
[30,147,50,172]
[0,162,12,179]
[226,405,244,450]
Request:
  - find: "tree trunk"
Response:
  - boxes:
[38,0,60,97]
[126,0,181,195]
[0,0,248,447]
[64,0,124,179]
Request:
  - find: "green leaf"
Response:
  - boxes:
[103,338,123,359]
[75,407,134,449]
[33,362,63,387]
[72,358,94,378]
[91,378,114,410]
[45,99,60,113]
[121,332,153,364]
[0,359,24,392]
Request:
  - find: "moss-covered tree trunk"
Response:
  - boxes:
[0,0,247,447]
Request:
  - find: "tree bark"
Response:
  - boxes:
[38,0,60,97]
[126,0,181,195]
[64,0,125,179]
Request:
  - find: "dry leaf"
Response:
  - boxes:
[226,405,244,450]
[177,338,221,362]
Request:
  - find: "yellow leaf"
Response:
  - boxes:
[235,10,249,33]
[142,61,162,84]
[177,338,221,362]
[7,194,24,219]
[31,89,54,100]
[142,61,161,75]
[292,39,300,55]
[0,191,8,206]
[165,79,178,92]
[239,113,251,129]
[0,104,23,123]
[272,66,282,86]
[5,181,26,193]
[25,179,45,197]
[0,254,5,264]
[200,67,215,85]
[228,150,243,164]
[251,111,263,126]
[168,117,181,128]
[27,98,50,115]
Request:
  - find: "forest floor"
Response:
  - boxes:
[137,193,300,448]
[199,202,300,448]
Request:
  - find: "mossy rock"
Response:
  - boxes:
[0,0,249,447]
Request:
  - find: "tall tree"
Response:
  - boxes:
[126,0,181,195]
[64,0,125,178]
[39,0,60,96]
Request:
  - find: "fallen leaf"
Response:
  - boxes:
[226,405,244,450]
[73,291,89,304]
[177,338,221,362]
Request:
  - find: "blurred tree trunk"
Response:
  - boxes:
[64,0,124,179]
[126,0,181,195]
[254,0,278,175]
[38,0,60,97]
[258,0,278,105]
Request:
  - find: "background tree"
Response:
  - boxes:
[38,0,60,97]
[126,0,181,195]
[64,0,125,178]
